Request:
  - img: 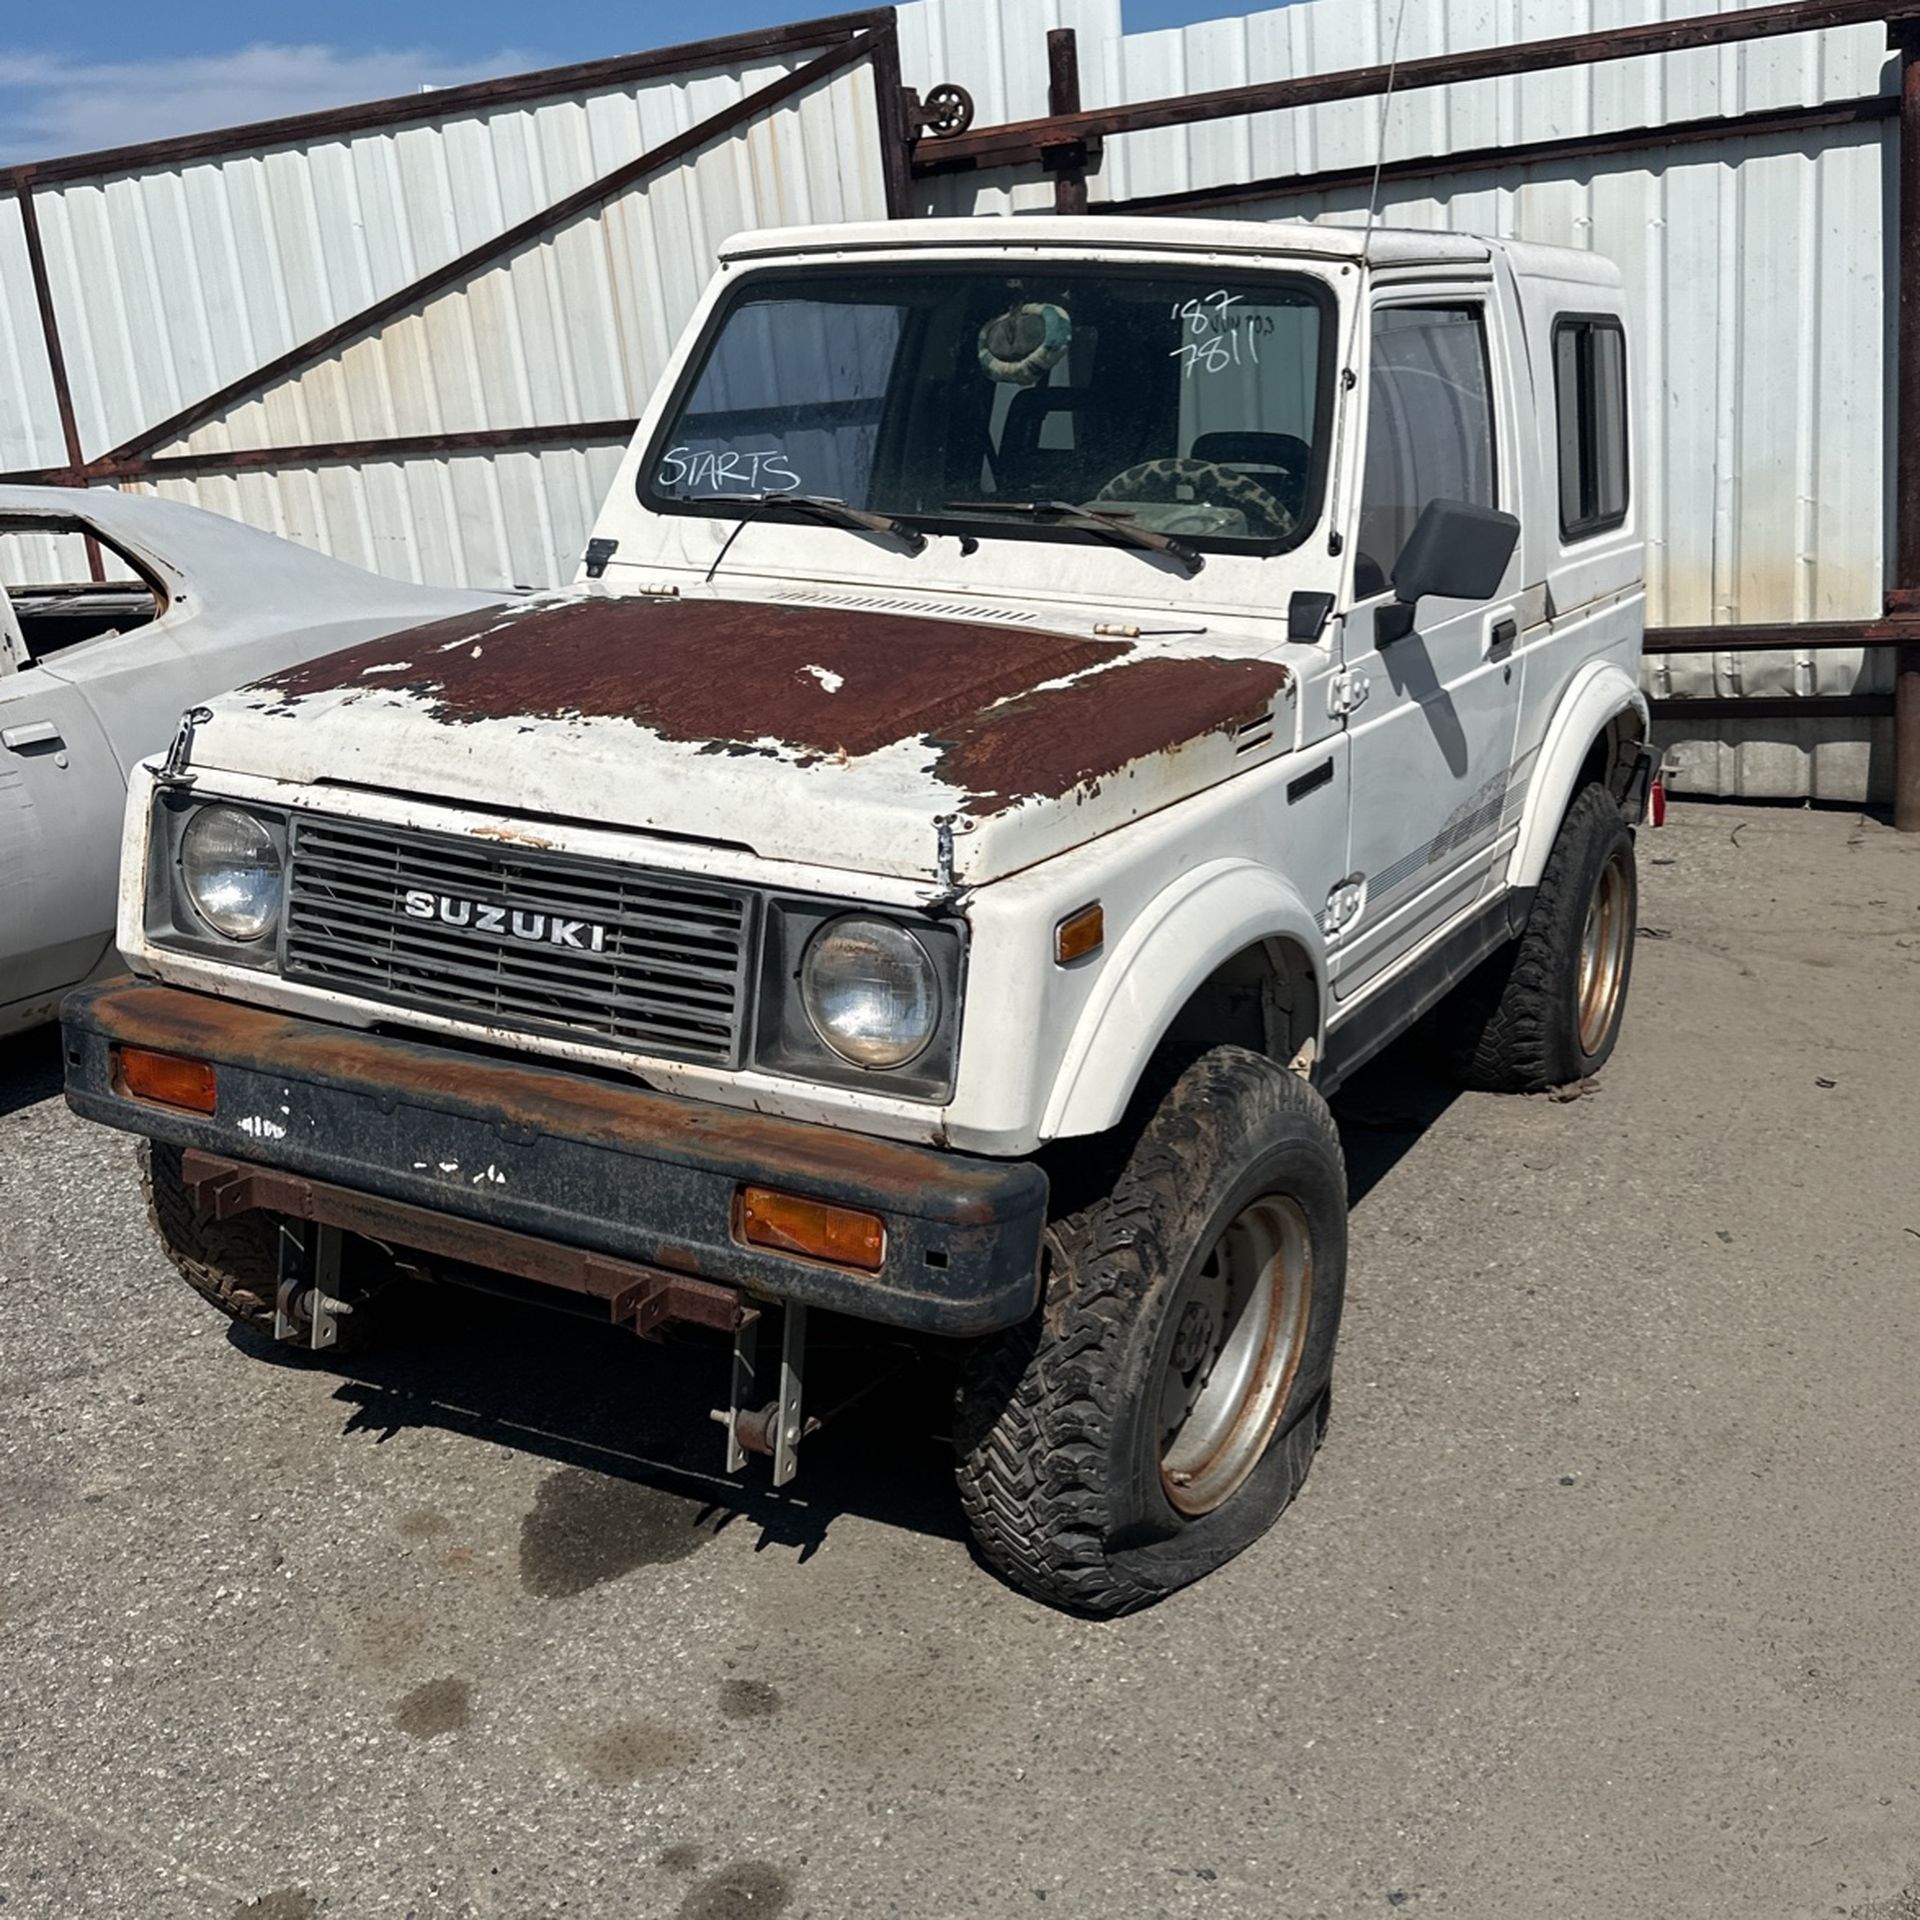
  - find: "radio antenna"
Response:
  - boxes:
[1364,0,1412,249]
[1329,0,1413,559]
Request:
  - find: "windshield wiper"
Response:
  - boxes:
[943,499,1204,577]
[711,492,927,555]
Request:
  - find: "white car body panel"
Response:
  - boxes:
[0,487,499,1035]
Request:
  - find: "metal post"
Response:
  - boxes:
[868,21,915,220]
[1046,29,1089,215]
[1895,27,1920,828]
[14,179,103,579]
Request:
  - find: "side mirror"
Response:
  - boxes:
[1377,497,1521,643]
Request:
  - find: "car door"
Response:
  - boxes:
[1332,294,1524,1000]
[0,626,128,1014]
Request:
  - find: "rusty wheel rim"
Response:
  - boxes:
[1576,848,1633,1057]
[1158,1196,1313,1518]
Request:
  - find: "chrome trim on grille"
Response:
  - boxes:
[282,814,756,1067]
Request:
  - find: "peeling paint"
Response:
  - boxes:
[254,597,1129,762]
[931,655,1294,815]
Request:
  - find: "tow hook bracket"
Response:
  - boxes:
[710,1303,818,1488]
[274,1219,351,1351]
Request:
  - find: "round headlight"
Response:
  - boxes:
[181,805,283,942]
[799,916,940,1069]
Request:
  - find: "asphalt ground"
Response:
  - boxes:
[3,798,1918,1920]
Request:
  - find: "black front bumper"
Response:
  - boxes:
[63,979,1047,1336]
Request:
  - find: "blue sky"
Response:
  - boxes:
[0,1,1251,165]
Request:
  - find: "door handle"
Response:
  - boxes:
[2,719,62,752]
[1487,617,1518,659]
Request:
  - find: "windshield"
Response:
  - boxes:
[643,264,1335,554]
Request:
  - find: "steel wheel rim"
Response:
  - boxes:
[1576,848,1633,1056]
[1158,1195,1313,1517]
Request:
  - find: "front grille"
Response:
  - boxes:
[283,814,755,1066]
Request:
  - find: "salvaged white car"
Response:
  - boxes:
[0,487,494,1034]
[65,218,1649,1613]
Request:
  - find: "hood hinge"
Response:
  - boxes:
[1329,667,1371,718]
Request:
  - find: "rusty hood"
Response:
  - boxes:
[201,591,1292,887]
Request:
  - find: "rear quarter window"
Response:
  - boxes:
[1554,315,1629,540]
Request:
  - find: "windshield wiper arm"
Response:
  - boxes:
[943,499,1203,577]
[720,492,927,555]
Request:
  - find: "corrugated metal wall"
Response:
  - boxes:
[0,37,890,593]
[924,0,1896,804]
[0,1,1899,799]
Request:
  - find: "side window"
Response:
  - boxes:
[1554,316,1629,539]
[1355,305,1496,599]
[0,522,161,663]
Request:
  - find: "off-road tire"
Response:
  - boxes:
[1439,781,1637,1092]
[953,1047,1348,1616]
[144,1141,285,1333]
[143,1142,387,1350]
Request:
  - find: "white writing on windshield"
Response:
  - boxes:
[657,447,802,495]
[1170,291,1276,377]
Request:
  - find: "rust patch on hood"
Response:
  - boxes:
[934,654,1292,815]
[254,595,1127,760]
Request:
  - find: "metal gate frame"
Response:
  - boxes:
[910,0,1920,828]
[0,10,915,508]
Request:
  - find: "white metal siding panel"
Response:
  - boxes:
[0,197,65,474]
[26,47,886,592]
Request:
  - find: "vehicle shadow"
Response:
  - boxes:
[265,1030,1459,1566]
[1330,1029,1462,1208]
[275,1293,970,1562]
[0,1025,63,1121]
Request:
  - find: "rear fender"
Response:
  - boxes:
[1510,662,1648,892]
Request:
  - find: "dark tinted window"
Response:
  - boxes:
[1554,316,1629,538]
[1355,305,1495,598]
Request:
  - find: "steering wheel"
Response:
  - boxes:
[1094,457,1294,539]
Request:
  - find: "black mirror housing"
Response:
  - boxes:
[1392,498,1521,607]
[1287,590,1336,641]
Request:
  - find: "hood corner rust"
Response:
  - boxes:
[934,654,1293,815]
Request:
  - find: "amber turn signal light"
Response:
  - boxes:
[113,1044,217,1116]
[1054,900,1104,965]
[738,1186,886,1272]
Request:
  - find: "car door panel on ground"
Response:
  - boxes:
[1333,290,1525,1000]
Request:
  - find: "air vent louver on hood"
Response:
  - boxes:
[770,588,1037,624]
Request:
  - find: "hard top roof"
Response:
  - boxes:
[718,215,1621,287]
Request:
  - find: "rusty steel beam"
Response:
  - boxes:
[1045,29,1090,216]
[0,11,892,191]
[867,21,915,220]
[0,418,644,488]
[915,0,1920,173]
[1651,694,1896,721]
[13,181,103,576]
[94,32,887,473]
[1645,620,1916,652]
[1102,96,1898,217]
[1896,24,1920,828]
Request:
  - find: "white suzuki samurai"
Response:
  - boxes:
[66,217,1648,1615]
